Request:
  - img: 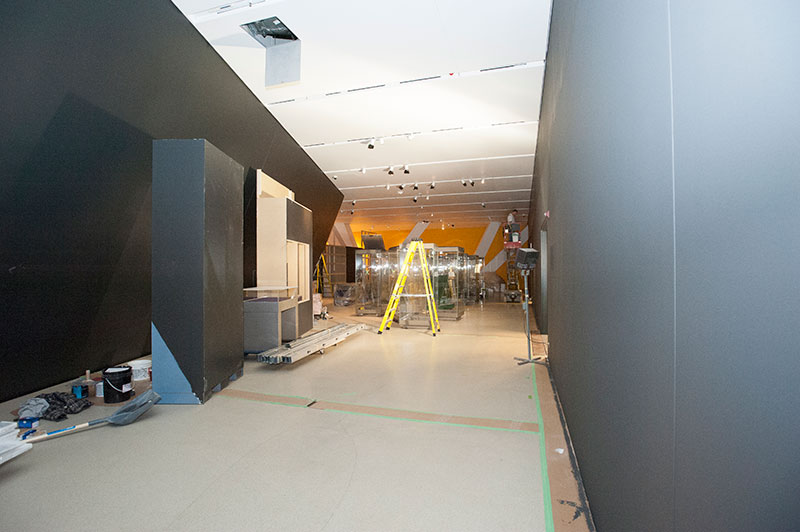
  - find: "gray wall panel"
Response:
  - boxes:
[152,141,206,394]
[534,1,800,530]
[533,2,675,530]
[153,140,243,403]
[670,2,800,531]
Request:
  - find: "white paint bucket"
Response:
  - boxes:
[128,359,152,381]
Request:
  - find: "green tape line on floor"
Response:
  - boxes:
[531,364,555,532]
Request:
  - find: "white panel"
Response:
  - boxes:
[402,222,430,246]
[268,66,544,145]
[256,197,288,285]
[475,222,502,258]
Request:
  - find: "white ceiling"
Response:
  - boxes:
[172,0,552,229]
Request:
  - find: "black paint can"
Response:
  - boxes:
[103,366,133,403]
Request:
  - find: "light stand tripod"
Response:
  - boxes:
[514,269,535,365]
[511,248,539,366]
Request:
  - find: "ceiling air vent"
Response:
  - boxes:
[241,17,300,87]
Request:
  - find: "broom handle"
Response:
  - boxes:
[26,419,108,443]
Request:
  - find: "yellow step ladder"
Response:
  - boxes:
[377,240,440,336]
[315,253,332,295]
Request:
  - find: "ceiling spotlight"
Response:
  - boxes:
[441,224,445,230]
[469,180,475,187]
[367,138,376,149]
[379,138,385,145]
[480,178,486,184]
[386,183,391,190]
[360,168,366,174]
[461,179,467,187]
[388,166,394,175]
[430,182,435,189]
[426,195,430,200]
[351,200,357,206]
[333,175,338,180]
[403,165,410,175]
[450,223,455,228]
[350,210,354,215]
[481,202,486,208]
[413,196,418,203]
[413,183,419,190]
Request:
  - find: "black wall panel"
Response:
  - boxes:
[243,168,258,288]
[286,199,313,245]
[532,1,800,530]
[0,2,342,402]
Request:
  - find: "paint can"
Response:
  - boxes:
[94,378,104,398]
[102,366,133,404]
[128,359,152,381]
[71,380,89,399]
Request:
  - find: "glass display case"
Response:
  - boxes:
[395,243,438,328]
[432,246,465,320]
[354,249,380,316]
[356,243,469,326]
[463,255,484,304]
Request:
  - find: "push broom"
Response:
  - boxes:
[26,389,161,443]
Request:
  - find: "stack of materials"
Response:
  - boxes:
[0,421,32,466]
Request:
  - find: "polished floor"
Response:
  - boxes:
[0,302,592,531]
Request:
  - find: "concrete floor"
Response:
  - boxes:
[0,302,592,531]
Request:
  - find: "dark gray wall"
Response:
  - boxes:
[532,1,800,531]
[0,2,342,402]
[152,139,244,403]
